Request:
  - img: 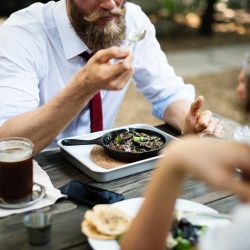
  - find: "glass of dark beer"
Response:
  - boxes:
[0,137,34,203]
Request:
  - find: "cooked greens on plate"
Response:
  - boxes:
[108,131,165,153]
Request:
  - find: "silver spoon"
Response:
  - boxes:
[113,28,146,64]
[127,28,146,46]
[177,209,231,220]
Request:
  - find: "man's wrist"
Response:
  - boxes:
[71,70,98,98]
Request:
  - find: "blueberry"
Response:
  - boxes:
[182,226,190,238]
[188,226,197,238]
[178,218,191,229]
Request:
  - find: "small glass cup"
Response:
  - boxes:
[23,212,52,245]
[200,126,250,143]
[199,130,234,141]
[233,125,250,145]
[200,126,250,181]
[0,137,34,203]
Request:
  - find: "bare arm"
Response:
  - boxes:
[0,47,133,153]
[0,78,92,154]
[121,157,182,250]
[163,99,192,133]
[121,137,250,250]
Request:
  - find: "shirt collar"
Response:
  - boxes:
[54,0,89,60]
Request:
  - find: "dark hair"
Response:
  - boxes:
[245,72,250,113]
[242,52,250,113]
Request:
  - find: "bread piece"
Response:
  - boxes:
[81,220,116,240]
[84,204,132,236]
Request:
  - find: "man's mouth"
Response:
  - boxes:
[98,15,117,23]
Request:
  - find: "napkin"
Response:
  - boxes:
[0,161,63,218]
[199,205,250,250]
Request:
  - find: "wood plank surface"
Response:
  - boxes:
[0,122,242,249]
[206,195,240,213]
[0,201,90,250]
[35,150,92,188]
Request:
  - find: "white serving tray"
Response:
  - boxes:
[57,124,178,182]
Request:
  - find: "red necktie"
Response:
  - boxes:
[80,51,103,132]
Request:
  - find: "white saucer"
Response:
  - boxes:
[0,183,46,209]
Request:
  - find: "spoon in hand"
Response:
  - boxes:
[84,28,146,64]
[127,28,146,46]
[113,28,146,64]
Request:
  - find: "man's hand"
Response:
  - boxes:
[184,96,223,134]
[76,46,134,95]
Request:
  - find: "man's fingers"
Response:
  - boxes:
[203,118,218,133]
[115,69,134,89]
[109,51,133,71]
[108,68,134,90]
[195,110,213,132]
[104,60,133,85]
[95,47,131,64]
[189,96,204,117]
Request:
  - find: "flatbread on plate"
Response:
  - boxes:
[81,220,116,240]
[85,204,131,236]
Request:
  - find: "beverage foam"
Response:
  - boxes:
[0,146,32,162]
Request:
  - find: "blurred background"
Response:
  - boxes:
[1,0,250,127]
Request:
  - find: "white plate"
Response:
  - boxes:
[57,124,178,182]
[88,198,230,250]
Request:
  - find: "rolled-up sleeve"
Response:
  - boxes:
[0,18,44,125]
[131,7,195,119]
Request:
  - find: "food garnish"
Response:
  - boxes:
[167,216,207,249]
[108,131,164,153]
[82,205,207,250]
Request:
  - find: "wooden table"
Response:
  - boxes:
[0,121,241,250]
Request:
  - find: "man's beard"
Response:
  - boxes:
[69,0,126,51]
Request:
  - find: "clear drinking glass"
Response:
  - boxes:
[24,212,52,245]
[0,137,34,202]
[199,130,233,141]
[233,125,250,145]
[200,125,250,143]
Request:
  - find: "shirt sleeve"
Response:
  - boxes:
[129,5,195,120]
[0,16,45,125]
[199,204,250,250]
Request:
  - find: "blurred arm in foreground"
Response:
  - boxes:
[121,136,250,250]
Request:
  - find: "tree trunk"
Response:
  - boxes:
[199,0,217,36]
[246,0,250,12]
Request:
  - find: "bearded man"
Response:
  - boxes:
[0,0,221,153]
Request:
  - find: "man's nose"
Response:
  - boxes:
[99,0,116,11]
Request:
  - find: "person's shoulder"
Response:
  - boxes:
[0,2,58,59]
[125,2,152,28]
[125,2,144,15]
[0,1,57,37]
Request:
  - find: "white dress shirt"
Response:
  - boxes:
[0,0,194,149]
[199,204,250,250]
